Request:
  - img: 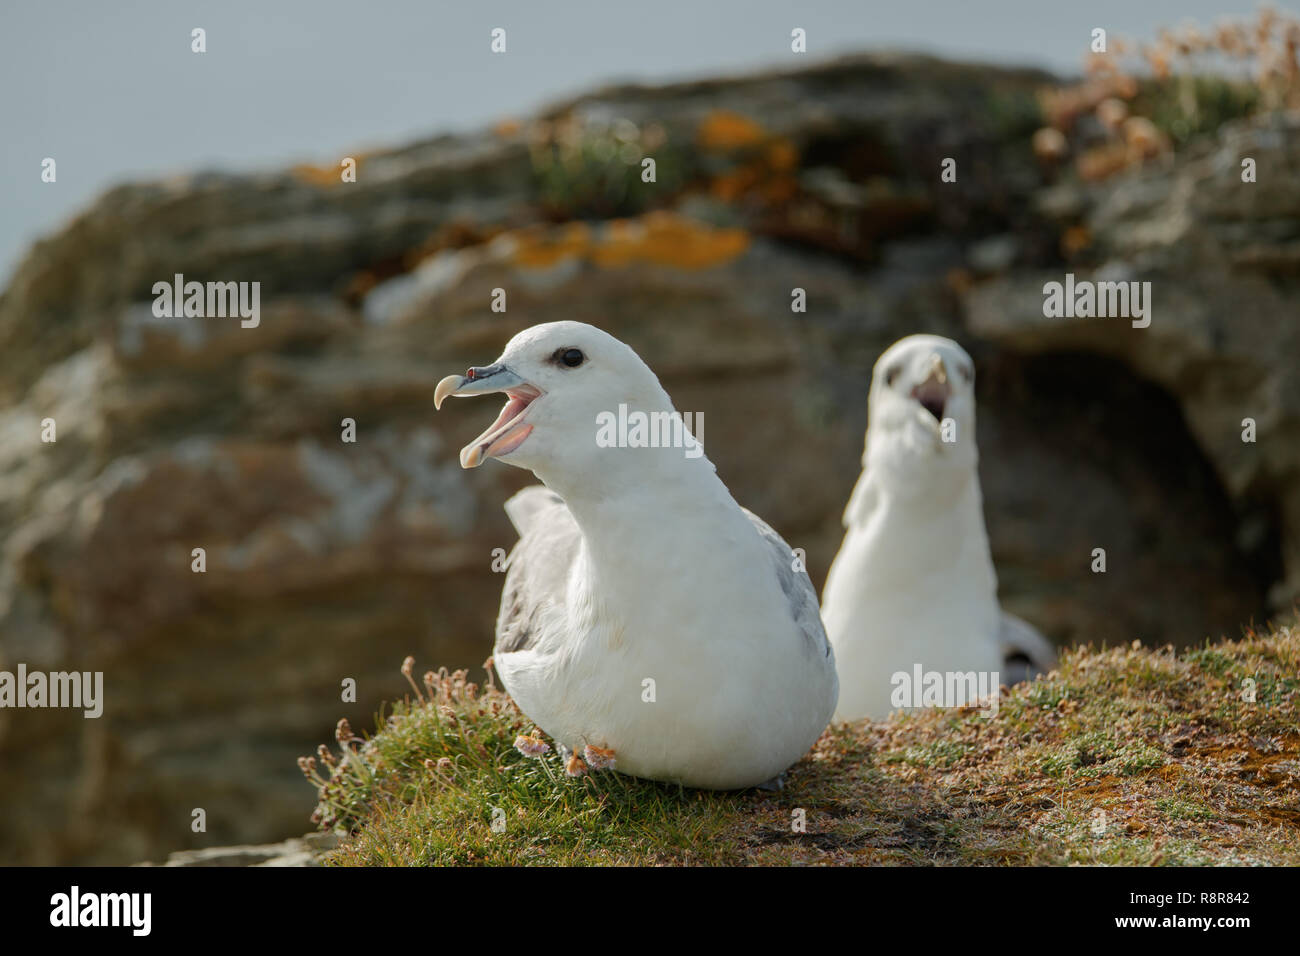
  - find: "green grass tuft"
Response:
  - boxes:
[304,625,1300,866]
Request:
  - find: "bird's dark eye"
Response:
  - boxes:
[884,365,901,387]
[960,364,974,383]
[554,347,584,368]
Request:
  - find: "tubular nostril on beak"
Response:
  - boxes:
[465,364,504,382]
[928,355,948,385]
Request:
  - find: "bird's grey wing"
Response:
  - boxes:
[495,487,580,656]
[999,612,1057,686]
[841,465,878,528]
[503,484,564,537]
[742,508,833,661]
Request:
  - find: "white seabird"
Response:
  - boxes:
[821,334,1056,722]
[434,321,838,789]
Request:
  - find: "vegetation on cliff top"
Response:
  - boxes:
[302,623,1299,866]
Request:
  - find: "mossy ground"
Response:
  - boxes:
[305,624,1299,866]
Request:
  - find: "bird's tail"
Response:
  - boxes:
[999,612,1058,685]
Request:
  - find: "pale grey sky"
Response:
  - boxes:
[0,0,1281,284]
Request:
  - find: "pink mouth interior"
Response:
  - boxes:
[462,386,542,465]
[484,392,535,436]
[911,380,950,422]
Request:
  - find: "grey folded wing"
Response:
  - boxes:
[496,486,580,656]
[743,508,834,661]
[999,611,1057,686]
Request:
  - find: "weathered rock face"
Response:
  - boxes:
[968,112,1300,613]
[0,54,1292,865]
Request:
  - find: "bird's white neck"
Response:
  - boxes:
[844,467,997,596]
[546,452,759,604]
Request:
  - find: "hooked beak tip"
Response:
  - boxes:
[434,374,463,411]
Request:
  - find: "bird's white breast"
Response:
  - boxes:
[498,506,836,789]
[823,475,1002,721]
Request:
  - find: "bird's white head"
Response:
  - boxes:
[434,321,700,494]
[864,334,980,491]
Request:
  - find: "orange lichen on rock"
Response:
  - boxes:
[290,155,367,188]
[589,212,749,269]
[508,221,593,268]
[709,166,764,202]
[507,212,749,271]
[698,115,801,206]
[766,140,799,172]
[290,163,342,188]
[697,110,768,150]
[408,220,505,266]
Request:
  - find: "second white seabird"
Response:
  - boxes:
[821,334,1056,722]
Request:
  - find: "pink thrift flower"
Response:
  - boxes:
[583,745,617,771]
[514,735,552,758]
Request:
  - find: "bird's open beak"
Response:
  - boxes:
[434,364,543,468]
[911,355,951,423]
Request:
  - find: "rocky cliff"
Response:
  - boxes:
[0,53,1295,865]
